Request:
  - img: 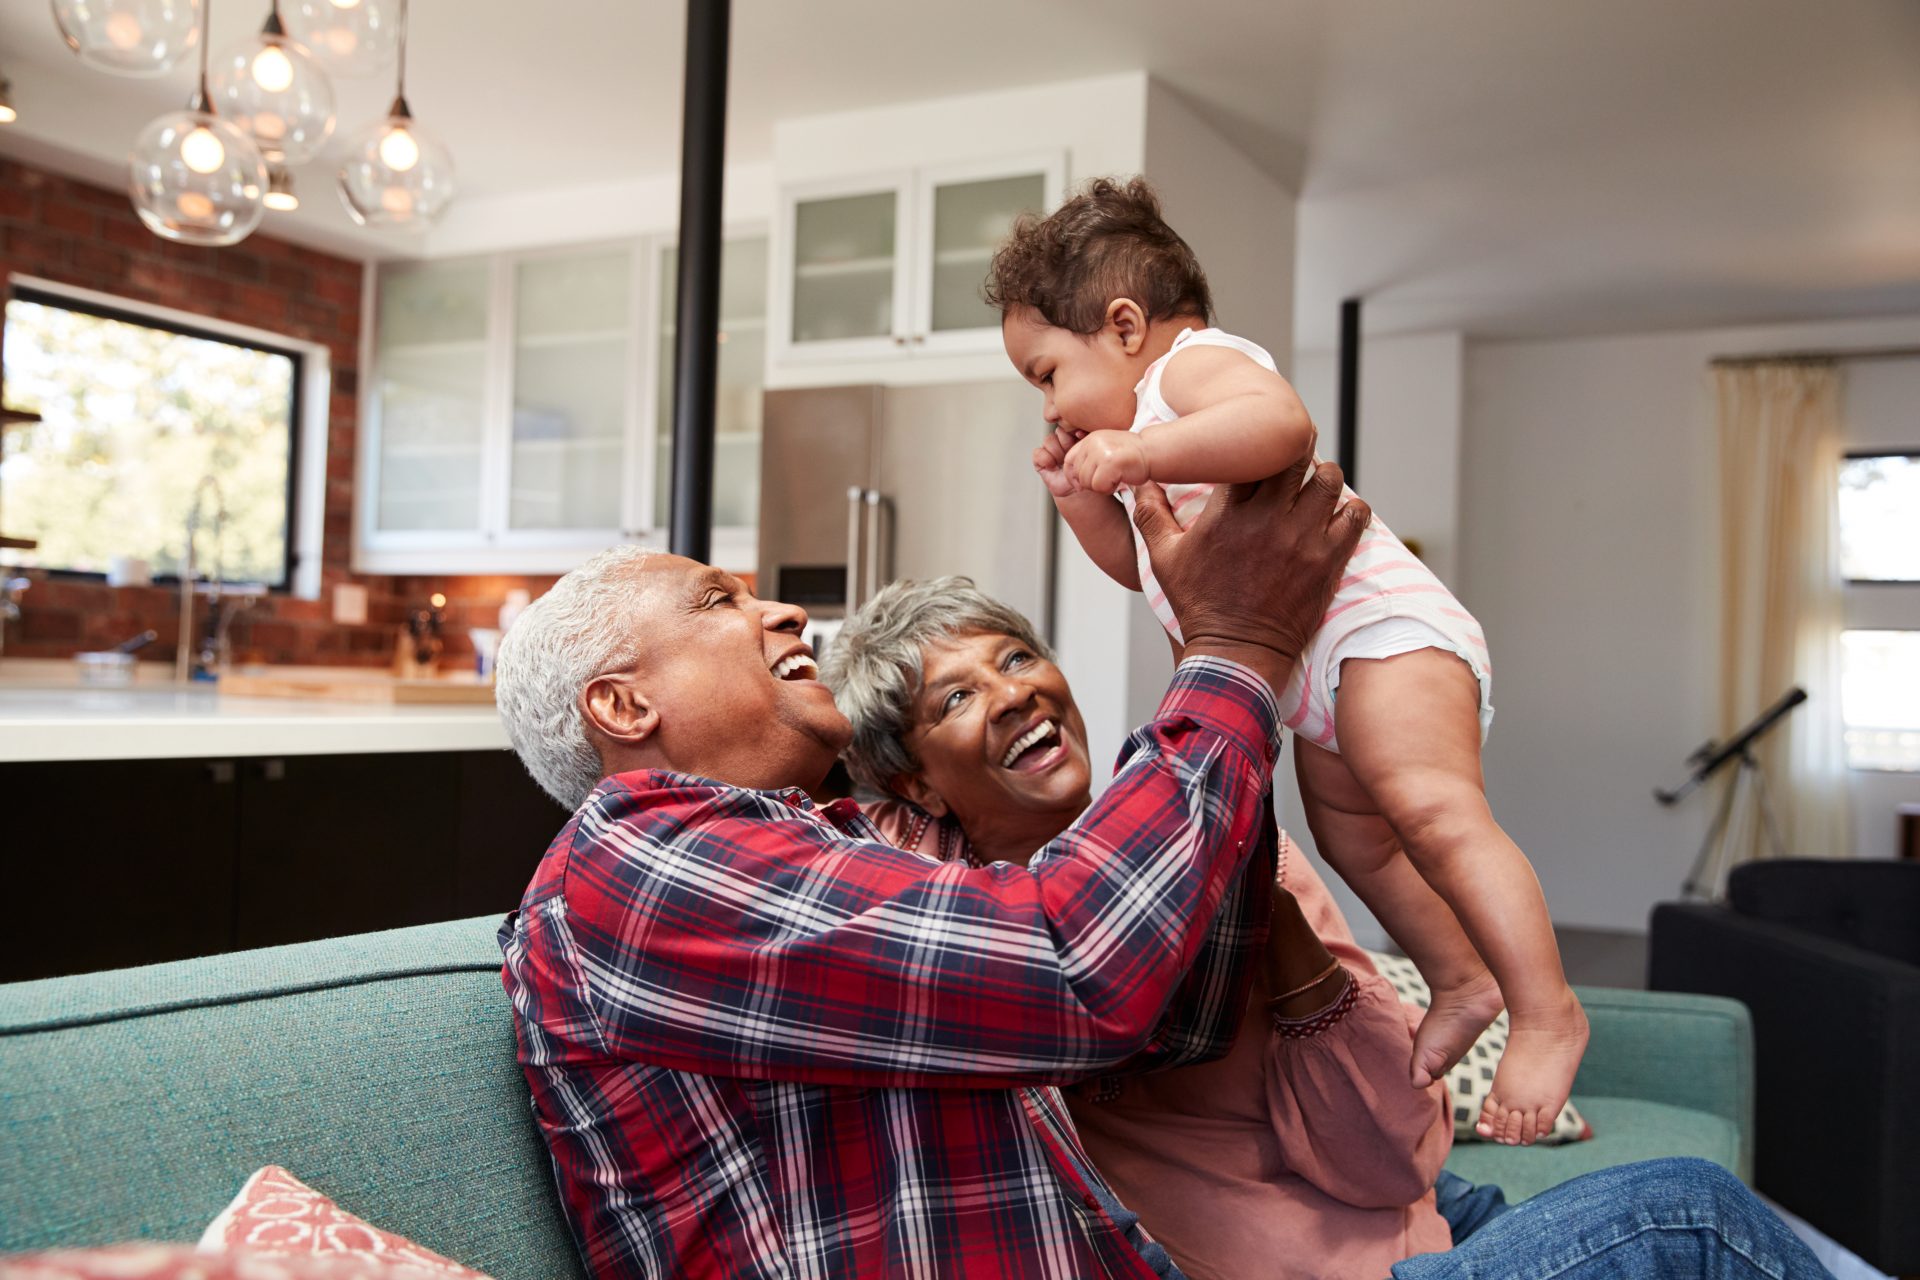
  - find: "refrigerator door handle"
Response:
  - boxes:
[863,489,891,606]
[845,486,867,616]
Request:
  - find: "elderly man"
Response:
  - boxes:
[494,463,1366,1279]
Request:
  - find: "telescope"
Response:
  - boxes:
[1656,686,1807,900]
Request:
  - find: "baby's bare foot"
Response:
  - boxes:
[1410,967,1503,1089]
[1475,989,1589,1145]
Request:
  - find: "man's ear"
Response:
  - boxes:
[1104,297,1147,356]
[581,671,659,749]
[890,770,950,818]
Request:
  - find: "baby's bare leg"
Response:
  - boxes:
[1296,739,1502,1087]
[1335,648,1588,1146]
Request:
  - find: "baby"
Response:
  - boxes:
[986,177,1587,1145]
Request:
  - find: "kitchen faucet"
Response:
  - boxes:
[177,476,226,683]
[0,576,27,660]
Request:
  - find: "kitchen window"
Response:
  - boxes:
[1,283,304,590]
[1839,452,1920,771]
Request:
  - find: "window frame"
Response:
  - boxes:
[2,276,331,599]
[1840,449,1920,587]
[1839,448,1920,772]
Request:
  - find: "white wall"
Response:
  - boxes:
[1461,315,1920,933]
[1294,331,1466,584]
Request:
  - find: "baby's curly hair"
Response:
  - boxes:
[984,176,1213,335]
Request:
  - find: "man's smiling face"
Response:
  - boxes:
[600,556,852,791]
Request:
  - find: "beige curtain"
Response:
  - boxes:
[1715,362,1849,865]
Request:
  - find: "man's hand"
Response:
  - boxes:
[1132,459,1369,695]
[1064,430,1151,495]
[1032,426,1084,499]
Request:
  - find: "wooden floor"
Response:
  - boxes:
[1554,925,1648,989]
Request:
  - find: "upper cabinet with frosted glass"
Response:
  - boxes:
[770,154,1065,367]
[360,235,766,574]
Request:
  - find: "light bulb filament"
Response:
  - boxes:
[379,125,420,172]
[252,44,295,92]
[180,126,227,175]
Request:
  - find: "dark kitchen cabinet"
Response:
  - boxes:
[4,757,239,983]
[0,750,568,983]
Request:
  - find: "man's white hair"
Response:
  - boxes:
[495,545,656,809]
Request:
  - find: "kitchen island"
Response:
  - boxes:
[0,661,562,984]
[0,662,510,763]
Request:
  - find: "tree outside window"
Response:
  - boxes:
[1,289,298,588]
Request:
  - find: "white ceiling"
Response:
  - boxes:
[4,0,1919,349]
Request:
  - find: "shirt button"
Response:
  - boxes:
[1084,1194,1101,1211]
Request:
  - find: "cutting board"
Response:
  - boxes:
[220,667,496,705]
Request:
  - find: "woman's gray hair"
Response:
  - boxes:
[494,545,656,809]
[822,576,1052,794]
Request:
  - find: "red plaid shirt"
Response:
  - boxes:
[499,657,1282,1279]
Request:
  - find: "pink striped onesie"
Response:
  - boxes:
[1116,327,1495,753]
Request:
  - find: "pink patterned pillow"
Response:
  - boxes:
[1,1245,461,1279]
[197,1166,491,1279]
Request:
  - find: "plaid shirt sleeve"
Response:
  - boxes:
[551,654,1282,1090]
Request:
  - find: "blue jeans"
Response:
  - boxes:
[1394,1158,1833,1280]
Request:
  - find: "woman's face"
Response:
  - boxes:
[899,629,1093,861]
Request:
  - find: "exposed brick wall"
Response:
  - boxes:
[0,158,557,670]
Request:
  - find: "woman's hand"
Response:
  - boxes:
[1266,881,1348,1020]
[1132,457,1369,694]
[1032,426,1084,499]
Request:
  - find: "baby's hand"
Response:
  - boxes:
[1033,426,1084,499]
[1064,431,1150,495]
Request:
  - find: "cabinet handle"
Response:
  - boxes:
[892,336,908,347]
[206,761,236,785]
[258,759,286,782]
[912,334,926,345]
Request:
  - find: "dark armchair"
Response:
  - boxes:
[1649,858,1920,1277]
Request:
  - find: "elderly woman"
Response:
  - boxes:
[824,576,1459,1280]
[823,576,1836,1280]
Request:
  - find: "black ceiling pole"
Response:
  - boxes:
[1337,297,1360,491]
[668,0,731,562]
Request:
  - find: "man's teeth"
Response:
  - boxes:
[1002,720,1056,767]
[772,654,818,680]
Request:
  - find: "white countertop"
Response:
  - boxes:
[0,661,511,763]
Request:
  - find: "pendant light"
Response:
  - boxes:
[53,0,201,77]
[127,0,267,246]
[336,0,451,229]
[210,1,335,165]
[0,71,16,125]
[264,160,298,210]
[284,0,395,77]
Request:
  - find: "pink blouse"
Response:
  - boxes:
[866,800,1454,1280]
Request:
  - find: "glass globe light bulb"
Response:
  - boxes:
[337,100,452,228]
[212,28,335,165]
[377,124,418,171]
[285,0,394,76]
[179,124,226,173]
[54,0,201,77]
[251,43,294,91]
[129,105,266,246]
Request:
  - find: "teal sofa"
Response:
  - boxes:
[0,917,1753,1277]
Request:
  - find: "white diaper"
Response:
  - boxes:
[1325,614,1496,745]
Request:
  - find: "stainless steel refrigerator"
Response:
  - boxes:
[758,382,1054,656]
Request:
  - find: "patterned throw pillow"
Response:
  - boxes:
[196,1166,492,1279]
[1,1245,471,1280]
[1364,949,1593,1145]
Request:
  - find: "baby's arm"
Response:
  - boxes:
[1148,343,1316,483]
[1035,426,1140,590]
[1063,345,1317,494]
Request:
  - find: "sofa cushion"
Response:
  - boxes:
[1728,859,1920,966]
[0,917,582,1280]
[1442,1096,1743,1204]
[1,1245,475,1280]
